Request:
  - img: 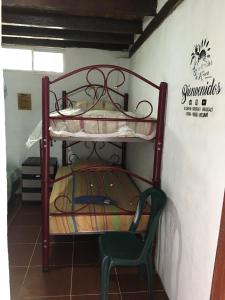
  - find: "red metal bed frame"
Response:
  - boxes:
[41,64,167,271]
[60,84,129,167]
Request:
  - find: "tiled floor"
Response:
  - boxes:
[8,197,169,300]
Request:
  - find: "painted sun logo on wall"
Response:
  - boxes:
[190,39,212,81]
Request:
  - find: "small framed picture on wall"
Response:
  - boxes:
[18,93,32,110]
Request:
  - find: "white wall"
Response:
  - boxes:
[127,0,225,299]
[4,48,129,189]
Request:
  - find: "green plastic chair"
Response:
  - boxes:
[99,187,167,300]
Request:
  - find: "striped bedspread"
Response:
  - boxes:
[49,161,150,234]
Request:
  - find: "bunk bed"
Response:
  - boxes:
[39,64,167,271]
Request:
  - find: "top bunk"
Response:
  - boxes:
[38,64,168,145]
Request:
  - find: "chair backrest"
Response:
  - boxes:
[129,188,154,232]
[129,187,167,260]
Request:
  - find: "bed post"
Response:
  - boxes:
[42,76,50,271]
[152,82,167,188]
[122,93,128,168]
[62,90,67,166]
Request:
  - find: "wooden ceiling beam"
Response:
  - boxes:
[2,0,157,20]
[129,0,184,57]
[2,11,142,34]
[2,25,133,45]
[2,36,129,51]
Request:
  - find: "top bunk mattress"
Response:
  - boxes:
[26,108,156,148]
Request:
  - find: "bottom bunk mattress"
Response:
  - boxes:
[49,161,150,234]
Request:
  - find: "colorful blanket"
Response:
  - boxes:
[49,161,150,234]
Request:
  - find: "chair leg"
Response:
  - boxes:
[101,257,111,300]
[138,264,146,278]
[146,261,153,300]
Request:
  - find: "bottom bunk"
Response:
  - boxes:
[49,161,150,234]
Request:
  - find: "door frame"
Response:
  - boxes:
[210,190,225,300]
